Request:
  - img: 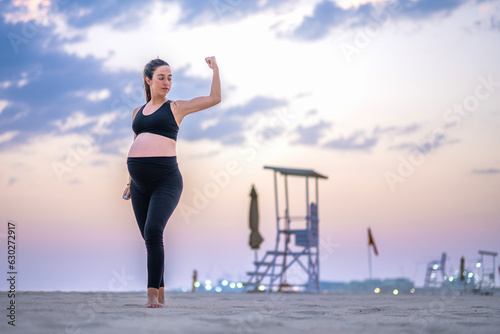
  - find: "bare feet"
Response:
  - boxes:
[146,288,163,308]
[158,287,165,304]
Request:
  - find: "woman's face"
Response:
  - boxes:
[148,65,172,96]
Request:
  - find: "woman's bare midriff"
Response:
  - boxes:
[128,133,177,157]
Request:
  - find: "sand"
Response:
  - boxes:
[1,291,500,334]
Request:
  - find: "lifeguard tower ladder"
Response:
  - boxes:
[245,166,328,293]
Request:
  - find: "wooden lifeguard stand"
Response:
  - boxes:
[245,166,328,292]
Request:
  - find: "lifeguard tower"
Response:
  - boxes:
[424,252,448,291]
[474,250,497,295]
[244,166,328,293]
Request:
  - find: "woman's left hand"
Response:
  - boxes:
[205,56,218,70]
[123,185,131,200]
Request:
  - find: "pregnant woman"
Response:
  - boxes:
[122,56,221,308]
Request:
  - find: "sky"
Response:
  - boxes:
[0,0,499,292]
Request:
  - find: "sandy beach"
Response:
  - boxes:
[1,291,499,334]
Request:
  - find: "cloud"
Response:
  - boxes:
[0,21,139,141]
[323,129,378,151]
[292,1,360,40]
[286,122,426,152]
[51,111,96,132]
[223,95,288,118]
[290,0,472,41]
[0,99,9,114]
[394,123,420,135]
[1,0,155,29]
[292,120,332,145]
[8,177,18,186]
[388,132,461,153]
[491,16,500,31]
[388,142,417,150]
[0,130,19,144]
[1,0,304,31]
[183,117,244,143]
[86,89,110,102]
[0,0,485,50]
[399,0,468,19]
[306,109,318,116]
[255,125,286,142]
[1,0,54,24]
[180,95,288,145]
[374,123,421,136]
[174,0,303,26]
[471,168,500,174]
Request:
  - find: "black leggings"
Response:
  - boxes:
[126,156,183,289]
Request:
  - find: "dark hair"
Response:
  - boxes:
[143,58,170,102]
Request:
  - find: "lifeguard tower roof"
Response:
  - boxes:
[264,166,328,179]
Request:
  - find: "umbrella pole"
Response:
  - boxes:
[254,249,258,263]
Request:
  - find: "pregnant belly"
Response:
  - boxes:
[128,133,177,157]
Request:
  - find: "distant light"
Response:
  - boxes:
[410,288,415,294]
[205,284,212,291]
[229,282,236,289]
[468,272,473,278]
[194,281,201,288]
[444,276,447,280]
[215,287,222,292]
[221,280,228,286]
[374,288,380,294]
[467,279,471,284]
[236,282,243,288]
[432,264,439,270]
[430,273,436,278]
[476,262,481,268]
[258,285,265,291]
[205,279,212,285]
[181,287,188,292]
[292,286,299,292]
[449,277,454,282]
[393,289,399,295]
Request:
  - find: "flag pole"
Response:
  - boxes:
[368,242,372,280]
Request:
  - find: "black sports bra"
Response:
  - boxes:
[132,100,179,141]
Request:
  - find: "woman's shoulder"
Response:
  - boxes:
[169,99,177,111]
[132,105,144,121]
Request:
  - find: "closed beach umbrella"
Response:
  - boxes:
[460,257,465,281]
[249,184,264,250]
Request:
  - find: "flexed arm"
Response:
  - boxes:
[206,56,221,102]
[171,56,221,121]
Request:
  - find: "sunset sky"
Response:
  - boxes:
[1,0,499,292]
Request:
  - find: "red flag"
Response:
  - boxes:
[368,228,378,256]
